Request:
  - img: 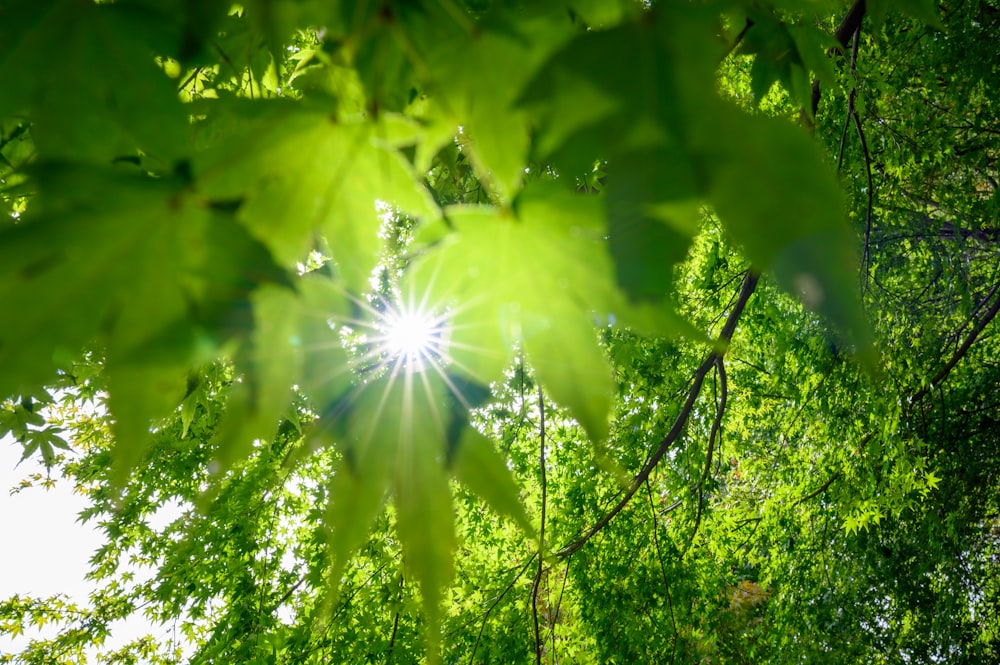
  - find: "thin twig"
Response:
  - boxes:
[793,472,842,506]
[550,563,569,664]
[688,357,728,549]
[849,79,875,289]
[645,480,678,665]
[912,282,1000,402]
[385,575,403,663]
[719,17,755,64]
[469,554,538,663]
[837,106,853,173]
[810,0,867,120]
[531,387,547,665]
[177,66,204,93]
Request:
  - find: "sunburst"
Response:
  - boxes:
[375,302,448,372]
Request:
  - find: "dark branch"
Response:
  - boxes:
[794,472,842,506]
[912,281,1000,402]
[720,17,755,64]
[645,480,678,665]
[842,25,876,291]
[531,387,547,665]
[385,575,403,663]
[810,0,867,120]
[556,271,759,558]
[688,357,728,548]
[469,554,538,663]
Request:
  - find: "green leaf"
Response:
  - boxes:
[179,386,200,440]
[415,13,565,203]
[320,370,457,657]
[869,0,944,27]
[214,271,360,470]
[452,427,534,536]
[36,427,69,451]
[195,100,438,290]
[213,285,300,465]
[17,439,40,465]
[519,7,720,179]
[107,363,188,482]
[0,0,189,165]
[704,113,873,359]
[30,427,69,468]
[394,422,454,660]
[0,164,289,482]
[605,150,698,301]
[568,0,637,28]
[294,274,357,410]
[407,181,621,441]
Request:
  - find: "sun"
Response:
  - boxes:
[376,301,448,370]
[383,309,438,359]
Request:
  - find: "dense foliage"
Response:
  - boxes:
[2,0,999,662]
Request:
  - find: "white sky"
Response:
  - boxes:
[0,433,180,659]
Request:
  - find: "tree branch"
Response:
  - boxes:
[720,17,755,64]
[912,280,1000,402]
[793,472,842,506]
[810,0,867,120]
[556,271,759,558]
[688,356,728,548]
[531,386,547,665]
[468,554,538,663]
[645,480,678,665]
[385,575,403,663]
[844,26,876,291]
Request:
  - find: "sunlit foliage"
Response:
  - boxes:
[2,0,999,662]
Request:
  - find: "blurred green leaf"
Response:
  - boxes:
[195,100,438,290]
[452,427,534,536]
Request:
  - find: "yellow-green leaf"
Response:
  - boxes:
[452,427,534,536]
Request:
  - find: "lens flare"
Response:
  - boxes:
[374,301,448,372]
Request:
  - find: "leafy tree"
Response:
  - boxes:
[2,0,999,663]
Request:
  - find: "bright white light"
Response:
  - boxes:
[377,303,447,370]
[385,311,436,357]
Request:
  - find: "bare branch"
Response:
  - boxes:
[810,0,867,120]
[688,357,728,548]
[794,472,842,506]
[645,480,678,665]
[720,17,755,64]
[385,575,404,663]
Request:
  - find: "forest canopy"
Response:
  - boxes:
[1,0,999,662]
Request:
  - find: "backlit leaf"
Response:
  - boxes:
[452,427,534,536]
[407,181,622,441]
[195,100,438,290]
[0,164,289,483]
[705,113,874,359]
